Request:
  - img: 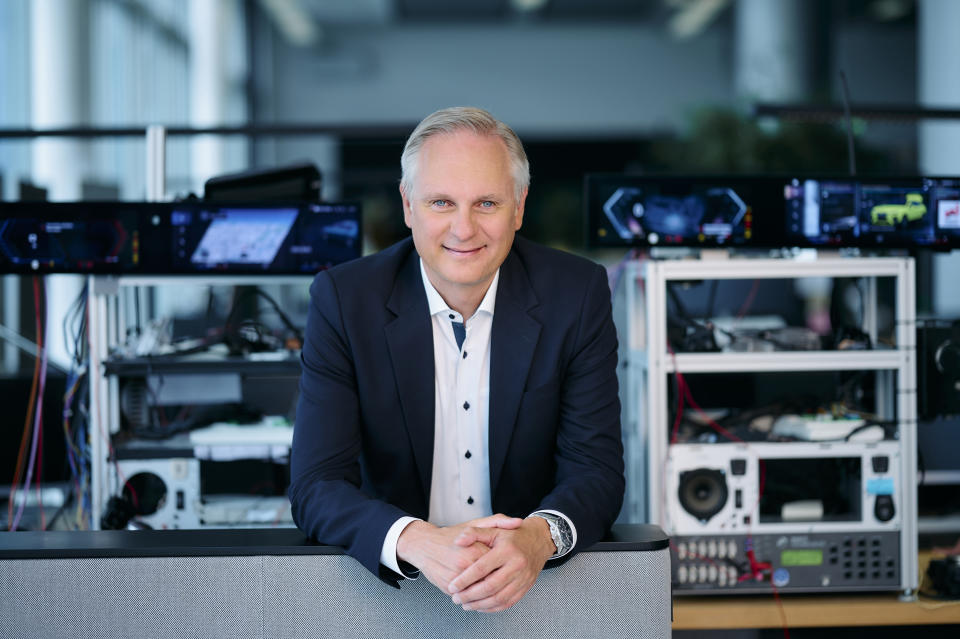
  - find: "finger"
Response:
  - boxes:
[461,581,523,613]
[454,527,499,548]
[420,563,459,594]
[469,514,523,529]
[448,547,505,594]
[452,566,512,605]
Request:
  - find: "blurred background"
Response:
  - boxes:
[2,0,960,539]
[2,0,957,254]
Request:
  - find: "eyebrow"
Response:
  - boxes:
[419,193,503,201]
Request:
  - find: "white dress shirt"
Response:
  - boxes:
[379,259,575,577]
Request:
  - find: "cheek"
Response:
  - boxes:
[486,219,517,243]
[409,215,446,245]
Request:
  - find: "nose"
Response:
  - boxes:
[449,207,477,240]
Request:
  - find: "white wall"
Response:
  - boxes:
[264,23,734,135]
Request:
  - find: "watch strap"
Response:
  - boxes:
[530,512,573,558]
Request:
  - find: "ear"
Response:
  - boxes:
[513,187,528,230]
[400,183,414,230]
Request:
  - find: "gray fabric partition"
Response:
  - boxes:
[3,556,265,638]
[265,549,671,638]
[0,526,671,638]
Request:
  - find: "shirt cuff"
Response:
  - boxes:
[531,509,578,558]
[380,516,421,579]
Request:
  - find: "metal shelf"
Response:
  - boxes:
[661,349,907,373]
[103,354,301,377]
[614,255,919,596]
[647,256,911,281]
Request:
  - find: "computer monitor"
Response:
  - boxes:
[784,177,960,248]
[165,201,359,274]
[585,175,783,248]
[587,174,960,250]
[0,201,361,274]
[203,163,322,202]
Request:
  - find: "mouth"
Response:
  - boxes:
[443,245,485,256]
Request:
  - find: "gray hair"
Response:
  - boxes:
[400,106,530,203]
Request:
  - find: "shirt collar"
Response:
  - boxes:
[418,258,499,321]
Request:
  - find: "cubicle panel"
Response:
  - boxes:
[2,556,264,638]
[263,550,672,639]
[0,526,671,638]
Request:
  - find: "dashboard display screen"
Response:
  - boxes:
[586,175,782,248]
[0,201,361,274]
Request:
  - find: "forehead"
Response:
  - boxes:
[414,130,513,196]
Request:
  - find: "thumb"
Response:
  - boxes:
[454,526,500,548]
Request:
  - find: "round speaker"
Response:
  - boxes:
[122,472,167,516]
[678,468,728,522]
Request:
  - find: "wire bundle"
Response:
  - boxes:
[60,282,92,528]
[7,280,92,531]
[8,277,48,530]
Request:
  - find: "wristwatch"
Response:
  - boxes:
[530,512,573,558]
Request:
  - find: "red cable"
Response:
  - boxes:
[736,279,760,320]
[679,377,744,443]
[34,277,47,530]
[671,374,685,445]
[8,278,43,528]
[771,584,791,639]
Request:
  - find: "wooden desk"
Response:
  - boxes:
[673,593,960,629]
[674,551,960,630]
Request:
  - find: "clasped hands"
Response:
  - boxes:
[395,513,556,613]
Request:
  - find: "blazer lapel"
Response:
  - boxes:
[488,248,541,497]
[384,251,435,502]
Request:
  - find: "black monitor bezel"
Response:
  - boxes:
[0,200,362,275]
[584,174,960,250]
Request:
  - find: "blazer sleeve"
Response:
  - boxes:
[288,270,411,587]
[536,263,625,554]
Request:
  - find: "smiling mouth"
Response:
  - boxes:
[444,245,484,255]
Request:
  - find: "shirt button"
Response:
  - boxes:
[462,351,467,359]
[448,313,455,320]
[463,401,470,410]
[465,450,472,459]
[467,496,474,505]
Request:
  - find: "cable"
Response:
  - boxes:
[770,583,791,639]
[63,283,92,528]
[735,280,759,321]
[10,277,49,531]
[224,287,303,343]
[8,277,43,529]
[32,277,49,530]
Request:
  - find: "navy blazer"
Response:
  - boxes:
[289,236,624,586]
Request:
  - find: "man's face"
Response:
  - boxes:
[401,130,526,304]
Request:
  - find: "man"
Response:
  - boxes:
[289,107,624,612]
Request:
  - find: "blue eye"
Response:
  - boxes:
[432,199,450,208]
[479,201,495,209]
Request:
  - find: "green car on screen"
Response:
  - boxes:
[871,192,926,226]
